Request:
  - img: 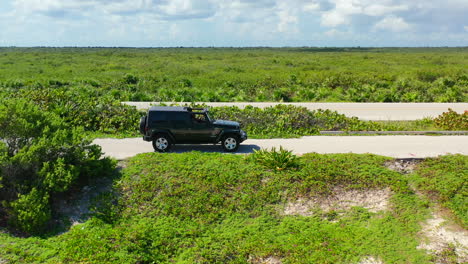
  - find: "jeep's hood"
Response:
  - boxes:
[213,120,240,128]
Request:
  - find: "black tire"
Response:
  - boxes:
[152,134,172,152]
[139,116,147,135]
[221,135,240,152]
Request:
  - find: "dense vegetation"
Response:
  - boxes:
[1,47,467,102]
[210,105,468,137]
[1,84,464,141]
[1,152,466,263]
[0,47,465,141]
[0,47,465,263]
[0,85,140,136]
[210,105,384,138]
[0,98,115,235]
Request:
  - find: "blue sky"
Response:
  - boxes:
[1,0,467,47]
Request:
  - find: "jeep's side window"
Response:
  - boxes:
[150,112,167,123]
[191,113,207,123]
[171,112,189,121]
[170,112,189,129]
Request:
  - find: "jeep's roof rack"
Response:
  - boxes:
[187,107,207,112]
[148,106,209,112]
[149,106,187,112]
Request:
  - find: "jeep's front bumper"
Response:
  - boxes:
[240,130,248,143]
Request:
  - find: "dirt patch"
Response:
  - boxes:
[384,159,422,174]
[284,187,392,216]
[358,256,383,264]
[248,256,282,264]
[54,176,115,228]
[117,160,128,170]
[418,212,468,263]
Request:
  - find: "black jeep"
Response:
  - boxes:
[140,106,247,152]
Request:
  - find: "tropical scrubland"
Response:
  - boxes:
[0,151,466,263]
[0,47,467,103]
[0,90,466,141]
[1,47,467,139]
[0,47,466,263]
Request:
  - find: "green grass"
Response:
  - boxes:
[376,118,440,131]
[411,154,468,227]
[0,47,467,102]
[5,153,465,263]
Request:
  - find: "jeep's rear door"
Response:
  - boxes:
[169,112,191,142]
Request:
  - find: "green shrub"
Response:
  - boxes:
[9,86,141,135]
[0,98,115,234]
[9,188,51,234]
[123,74,139,84]
[209,105,382,138]
[434,108,468,130]
[251,147,299,171]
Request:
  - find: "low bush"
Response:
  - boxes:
[3,85,141,135]
[0,98,116,234]
[434,108,468,130]
[210,105,382,138]
[251,147,300,171]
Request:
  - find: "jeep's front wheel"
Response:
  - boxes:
[222,135,240,152]
[152,134,172,152]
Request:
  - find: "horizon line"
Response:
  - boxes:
[1,46,468,49]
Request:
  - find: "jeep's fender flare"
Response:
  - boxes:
[215,129,239,142]
[151,130,176,142]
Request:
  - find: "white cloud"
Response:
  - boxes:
[218,0,308,34]
[277,9,298,33]
[319,0,412,28]
[13,0,218,20]
[374,15,411,32]
[363,4,408,16]
[324,28,341,37]
[321,10,347,27]
[303,2,320,12]
[320,0,362,27]
[13,0,98,16]
[2,0,467,46]
[276,1,301,33]
[156,0,217,20]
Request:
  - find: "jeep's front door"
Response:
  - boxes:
[190,113,216,143]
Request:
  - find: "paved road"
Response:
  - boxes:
[94,136,468,160]
[122,102,468,121]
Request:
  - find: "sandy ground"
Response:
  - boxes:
[418,212,468,263]
[283,188,392,216]
[94,136,468,160]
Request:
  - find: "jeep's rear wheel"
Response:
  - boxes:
[152,134,171,152]
[222,135,240,152]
